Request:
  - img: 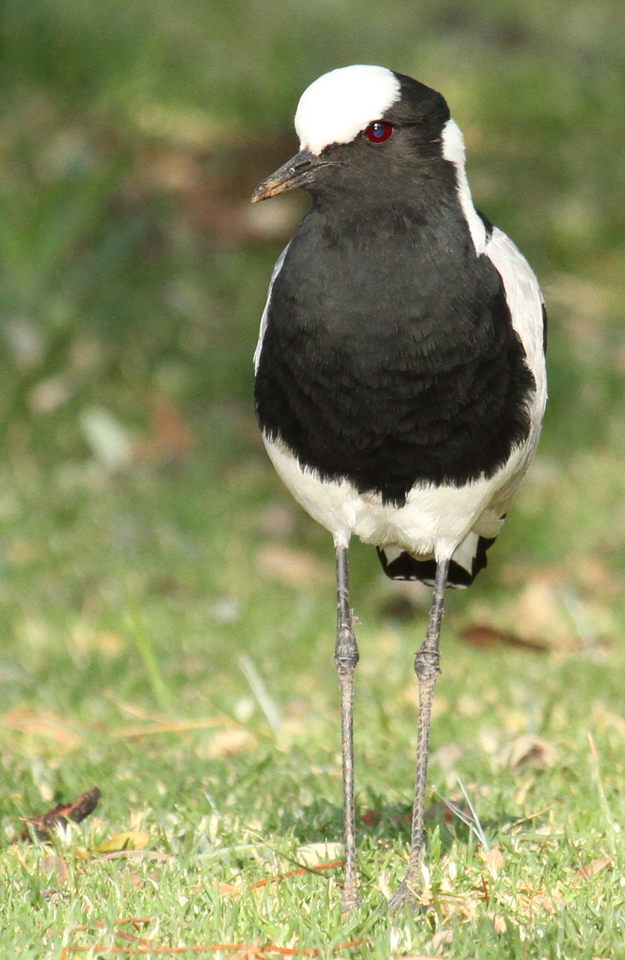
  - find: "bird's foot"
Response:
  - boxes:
[388,875,423,915]
[340,880,361,913]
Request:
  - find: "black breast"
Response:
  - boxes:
[255,196,535,507]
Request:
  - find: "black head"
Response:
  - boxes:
[251,65,455,204]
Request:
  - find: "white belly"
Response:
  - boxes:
[263,434,533,560]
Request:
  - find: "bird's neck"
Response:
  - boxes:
[308,158,480,253]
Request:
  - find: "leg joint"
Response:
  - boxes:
[414,644,440,680]
[335,625,359,671]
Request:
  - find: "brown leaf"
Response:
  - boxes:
[512,576,574,649]
[216,881,242,897]
[464,571,584,654]
[499,735,558,770]
[486,844,505,874]
[208,728,258,757]
[461,623,549,652]
[575,855,615,882]
[492,914,507,933]
[361,809,381,827]
[17,787,101,842]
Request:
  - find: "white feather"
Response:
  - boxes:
[253,244,289,373]
[441,114,547,416]
[450,531,484,574]
[294,65,401,156]
[485,226,547,420]
[262,432,534,560]
[441,118,488,255]
[461,226,548,541]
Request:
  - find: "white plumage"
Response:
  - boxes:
[294,64,401,156]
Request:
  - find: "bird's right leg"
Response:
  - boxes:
[334,544,360,911]
[389,557,449,913]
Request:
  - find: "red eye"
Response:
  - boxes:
[365,121,394,143]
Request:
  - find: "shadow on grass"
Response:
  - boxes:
[267,788,517,858]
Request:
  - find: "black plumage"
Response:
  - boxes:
[255,195,535,505]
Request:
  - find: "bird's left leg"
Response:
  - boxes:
[334,544,361,911]
[389,557,449,913]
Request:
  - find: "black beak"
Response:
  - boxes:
[251,150,337,203]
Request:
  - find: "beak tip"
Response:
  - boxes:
[250,182,270,204]
[250,150,316,206]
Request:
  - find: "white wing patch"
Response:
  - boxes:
[440,118,546,436]
[470,226,548,528]
[485,227,547,407]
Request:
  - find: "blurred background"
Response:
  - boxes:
[1,0,624,836]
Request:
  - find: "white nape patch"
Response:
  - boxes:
[294,65,401,156]
[441,118,487,255]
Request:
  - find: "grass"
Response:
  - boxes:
[1,0,625,957]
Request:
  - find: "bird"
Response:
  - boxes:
[250,64,547,913]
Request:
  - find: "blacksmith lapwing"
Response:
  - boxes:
[251,64,547,912]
